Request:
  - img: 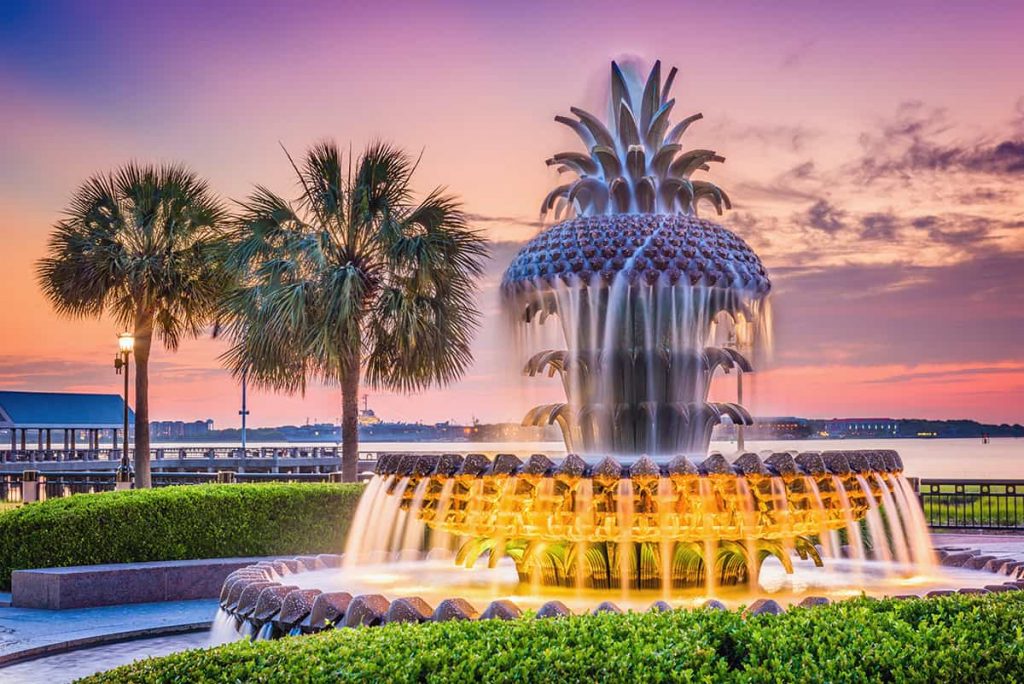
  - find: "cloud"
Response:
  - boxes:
[1013,97,1024,133]
[784,194,1015,253]
[464,213,542,231]
[0,353,224,392]
[859,212,900,241]
[707,118,818,153]
[790,161,816,180]
[804,199,847,233]
[955,186,1016,205]
[909,214,1000,247]
[856,100,1024,181]
[863,365,1024,385]
[734,161,823,206]
[769,251,1024,368]
[726,211,777,250]
[960,140,1024,175]
[0,356,102,386]
[733,100,1024,267]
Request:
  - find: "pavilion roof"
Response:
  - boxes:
[0,391,132,429]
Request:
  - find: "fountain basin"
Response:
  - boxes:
[367,449,910,588]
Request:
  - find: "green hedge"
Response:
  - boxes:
[0,483,363,589]
[84,592,1024,683]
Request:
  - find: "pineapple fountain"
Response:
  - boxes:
[363,60,928,592]
[214,62,985,641]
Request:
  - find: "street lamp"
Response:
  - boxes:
[114,332,134,485]
[239,370,249,455]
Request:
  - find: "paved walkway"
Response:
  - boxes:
[0,599,217,666]
[1,631,212,684]
[931,532,1024,557]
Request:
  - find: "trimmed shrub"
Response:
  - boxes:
[0,483,362,589]
[85,593,1024,683]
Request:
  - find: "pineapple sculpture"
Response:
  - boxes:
[503,60,771,458]
[372,61,904,592]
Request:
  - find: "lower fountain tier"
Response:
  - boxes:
[364,449,921,590]
[374,450,903,546]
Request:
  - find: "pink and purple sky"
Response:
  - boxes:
[1,0,1022,427]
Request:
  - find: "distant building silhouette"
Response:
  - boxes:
[150,419,214,439]
[824,418,899,438]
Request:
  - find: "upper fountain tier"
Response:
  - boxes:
[501,60,769,297]
[501,213,769,295]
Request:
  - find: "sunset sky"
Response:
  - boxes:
[1,0,1022,427]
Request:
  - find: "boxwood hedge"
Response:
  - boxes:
[85,592,1024,683]
[0,483,363,589]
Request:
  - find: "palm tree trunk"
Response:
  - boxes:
[340,347,361,483]
[133,316,154,488]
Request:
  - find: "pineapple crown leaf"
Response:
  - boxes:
[546,60,728,220]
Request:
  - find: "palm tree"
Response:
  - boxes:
[218,141,488,482]
[37,164,228,488]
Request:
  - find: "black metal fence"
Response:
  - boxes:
[918,479,1024,530]
[42,471,118,499]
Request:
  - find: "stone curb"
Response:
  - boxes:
[12,557,281,610]
[216,546,1024,640]
[0,620,210,668]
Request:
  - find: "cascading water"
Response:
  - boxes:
[208,609,239,646]
[365,447,925,592]
[519,278,769,458]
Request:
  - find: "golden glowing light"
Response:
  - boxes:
[377,467,900,590]
[117,332,134,354]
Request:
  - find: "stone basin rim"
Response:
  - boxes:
[214,547,1024,641]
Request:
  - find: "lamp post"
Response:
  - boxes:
[114,332,134,487]
[239,371,249,455]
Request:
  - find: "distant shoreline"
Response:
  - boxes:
[149,435,1023,445]
[146,417,1024,444]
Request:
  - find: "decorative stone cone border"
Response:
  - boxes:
[216,546,1024,640]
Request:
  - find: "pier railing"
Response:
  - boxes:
[0,469,355,503]
[0,445,386,476]
[0,445,346,465]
